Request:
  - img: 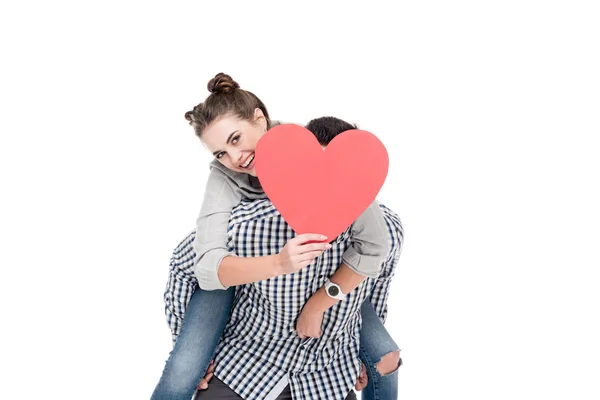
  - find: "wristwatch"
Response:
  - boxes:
[324,279,346,300]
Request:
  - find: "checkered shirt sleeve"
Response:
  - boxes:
[163,230,198,345]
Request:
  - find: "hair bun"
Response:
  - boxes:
[184,103,202,125]
[207,73,240,94]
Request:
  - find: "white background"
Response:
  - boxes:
[1,1,599,399]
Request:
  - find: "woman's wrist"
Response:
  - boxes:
[218,254,284,286]
[271,253,284,277]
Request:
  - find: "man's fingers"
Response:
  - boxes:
[206,362,214,374]
[197,371,214,390]
[354,363,368,391]
[197,360,215,390]
[309,329,322,338]
[197,359,215,390]
[355,376,368,391]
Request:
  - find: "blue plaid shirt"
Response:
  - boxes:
[163,200,403,399]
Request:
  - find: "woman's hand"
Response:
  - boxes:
[275,234,331,275]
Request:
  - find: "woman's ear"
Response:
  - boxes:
[254,108,266,128]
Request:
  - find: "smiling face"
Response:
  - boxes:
[200,109,267,176]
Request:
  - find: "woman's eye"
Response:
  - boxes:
[232,135,240,144]
[216,152,225,159]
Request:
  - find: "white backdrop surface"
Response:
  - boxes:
[1,1,598,399]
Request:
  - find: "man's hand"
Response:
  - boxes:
[196,360,215,391]
[276,234,331,275]
[296,305,324,339]
[354,362,368,391]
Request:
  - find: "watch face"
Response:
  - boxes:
[328,285,340,297]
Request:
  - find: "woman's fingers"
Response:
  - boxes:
[293,233,327,244]
[279,234,333,273]
[297,242,331,254]
[297,251,326,263]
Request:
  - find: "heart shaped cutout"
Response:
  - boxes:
[255,124,389,241]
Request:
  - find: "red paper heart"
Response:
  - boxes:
[255,124,389,241]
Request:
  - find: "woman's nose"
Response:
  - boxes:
[232,150,243,164]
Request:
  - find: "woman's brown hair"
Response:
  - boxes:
[184,73,271,138]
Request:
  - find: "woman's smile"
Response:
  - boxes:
[239,152,255,170]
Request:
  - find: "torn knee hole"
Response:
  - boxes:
[376,350,401,376]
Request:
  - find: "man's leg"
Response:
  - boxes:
[151,287,235,400]
[358,301,401,400]
[195,379,357,400]
[193,377,243,399]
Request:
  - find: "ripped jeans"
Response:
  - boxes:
[359,301,401,400]
[151,289,400,400]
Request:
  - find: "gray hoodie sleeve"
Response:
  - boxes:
[192,167,242,290]
[342,201,390,278]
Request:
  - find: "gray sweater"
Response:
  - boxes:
[193,127,390,290]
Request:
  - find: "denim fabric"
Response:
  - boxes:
[359,301,400,400]
[152,292,399,400]
[151,287,235,400]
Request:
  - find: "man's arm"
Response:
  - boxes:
[297,246,400,338]
[300,263,366,313]
[340,201,390,279]
[164,233,198,344]
[297,202,389,338]
[165,270,196,344]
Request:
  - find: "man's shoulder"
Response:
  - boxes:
[377,202,404,253]
[230,198,279,226]
[230,199,403,231]
[378,202,402,228]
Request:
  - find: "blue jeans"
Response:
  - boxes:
[151,286,235,400]
[359,301,400,400]
[151,289,399,400]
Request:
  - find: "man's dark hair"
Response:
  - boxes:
[305,116,358,145]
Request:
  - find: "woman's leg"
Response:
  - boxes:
[151,286,235,400]
[359,301,401,400]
